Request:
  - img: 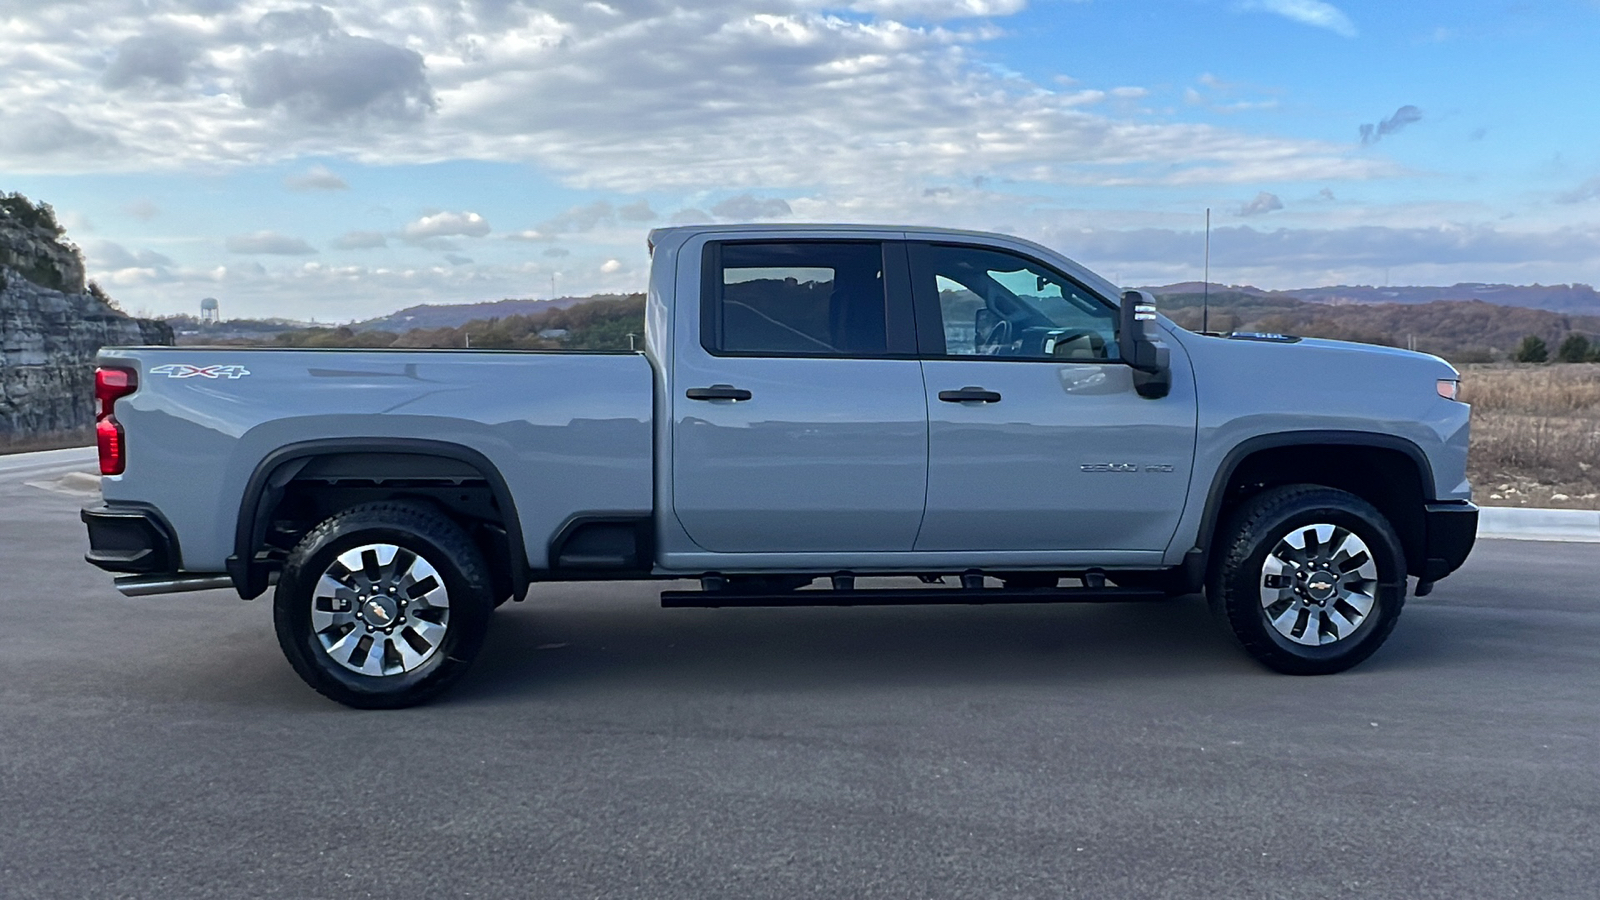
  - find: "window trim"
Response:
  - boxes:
[906,240,1124,364]
[699,239,918,360]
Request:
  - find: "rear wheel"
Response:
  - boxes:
[1208,485,1406,675]
[273,502,494,708]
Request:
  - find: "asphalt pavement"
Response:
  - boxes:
[1,458,1596,899]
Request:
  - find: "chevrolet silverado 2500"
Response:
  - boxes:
[82,224,1478,707]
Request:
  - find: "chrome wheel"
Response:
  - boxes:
[1259,523,1379,646]
[310,543,451,676]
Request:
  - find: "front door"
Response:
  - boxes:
[670,238,929,553]
[908,241,1197,553]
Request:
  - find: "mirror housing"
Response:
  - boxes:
[1118,290,1171,399]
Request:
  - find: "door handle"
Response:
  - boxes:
[686,384,753,401]
[938,386,1002,403]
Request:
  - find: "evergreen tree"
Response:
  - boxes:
[1513,335,1549,363]
[1556,333,1592,363]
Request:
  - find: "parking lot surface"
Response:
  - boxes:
[2,458,1596,899]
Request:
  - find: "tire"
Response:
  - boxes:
[273,501,495,709]
[1208,485,1406,675]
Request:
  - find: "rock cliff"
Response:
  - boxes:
[1,193,172,445]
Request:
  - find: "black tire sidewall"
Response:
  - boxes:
[274,510,492,708]
[1215,490,1406,673]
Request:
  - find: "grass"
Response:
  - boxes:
[1459,363,1600,508]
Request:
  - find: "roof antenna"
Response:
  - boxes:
[1202,207,1211,335]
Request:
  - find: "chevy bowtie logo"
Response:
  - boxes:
[149,364,252,379]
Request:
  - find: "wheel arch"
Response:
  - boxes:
[228,438,529,600]
[1196,431,1436,582]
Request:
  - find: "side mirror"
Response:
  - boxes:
[974,307,995,336]
[1118,290,1171,399]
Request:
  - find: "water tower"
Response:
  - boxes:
[200,297,219,325]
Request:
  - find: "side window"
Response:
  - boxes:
[917,244,1119,361]
[704,241,888,357]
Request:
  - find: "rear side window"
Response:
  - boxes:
[702,241,889,357]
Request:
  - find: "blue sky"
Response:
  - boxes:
[3,0,1599,321]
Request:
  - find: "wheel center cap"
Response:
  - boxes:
[362,596,400,627]
[1306,576,1338,602]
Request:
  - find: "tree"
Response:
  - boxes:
[0,192,64,235]
[1556,333,1593,363]
[1513,335,1549,363]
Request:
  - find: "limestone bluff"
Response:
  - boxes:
[0,193,171,446]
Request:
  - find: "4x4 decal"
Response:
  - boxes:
[149,364,252,380]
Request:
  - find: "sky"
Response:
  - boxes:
[3,0,1600,321]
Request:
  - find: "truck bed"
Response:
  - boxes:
[96,347,656,573]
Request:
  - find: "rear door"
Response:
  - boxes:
[908,240,1197,553]
[669,237,929,553]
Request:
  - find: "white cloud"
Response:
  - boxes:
[125,199,160,221]
[0,0,1382,193]
[1240,0,1357,37]
[617,199,657,222]
[402,211,490,240]
[1239,191,1284,216]
[506,229,555,242]
[87,241,175,271]
[102,29,205,90]
[1556,177,1600,205]
[600,258,623,274]
[239,31,435,123]
[848,0,1029,19]
[1360,105,1423,145]
[710,194,793,220]
[538,201,618,235]
[226,231,318,254]
[284,165,350,191]
[333,230,388,249]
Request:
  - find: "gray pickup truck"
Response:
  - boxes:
[82,224,1477,707]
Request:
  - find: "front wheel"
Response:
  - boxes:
[1208,485,1407,675]
[273,502,495,708]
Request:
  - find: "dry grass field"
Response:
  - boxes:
[1460,363,1600,508]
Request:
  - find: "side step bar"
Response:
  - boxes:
[661,586,1169,608]
[114,574,236,597]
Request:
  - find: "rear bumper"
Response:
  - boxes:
[82,504,177,574]
[1420,500,1478,581]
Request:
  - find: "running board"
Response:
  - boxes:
[661,586,1169,608]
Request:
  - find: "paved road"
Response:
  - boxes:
[2,458,1596,899]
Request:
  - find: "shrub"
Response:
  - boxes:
[1514,335,1549,363]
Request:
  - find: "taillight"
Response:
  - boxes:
[95,367,137,475]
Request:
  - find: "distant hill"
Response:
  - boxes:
[1142,282,1600,316]
[1150,290,1600,362]
[352,295,635,332]
[166,281,1600,364]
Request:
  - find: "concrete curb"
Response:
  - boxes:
[0,445,97,481]
[1478,506,1600,543]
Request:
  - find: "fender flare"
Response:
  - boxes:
[226,438,529,600]
[1187,430,1437,586]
